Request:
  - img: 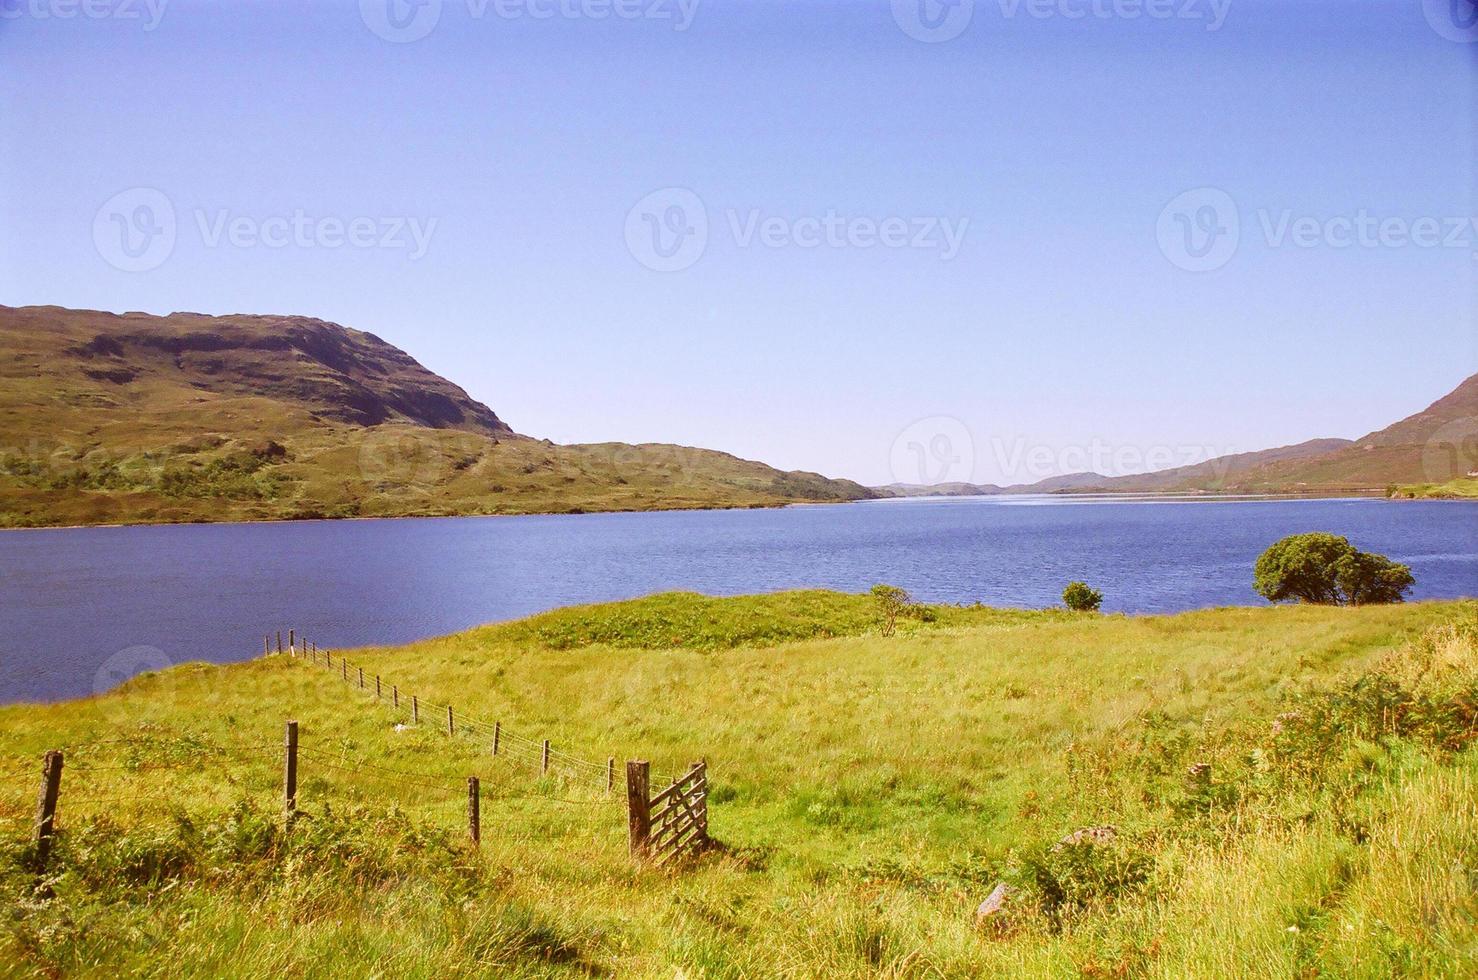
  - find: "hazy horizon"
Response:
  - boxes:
[3,0,1474,486]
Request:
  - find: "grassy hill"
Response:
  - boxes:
[876,374,1478,499]
[1,592,1473,977]
[0,305,873,527]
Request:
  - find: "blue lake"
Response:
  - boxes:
[0,496,1474,703]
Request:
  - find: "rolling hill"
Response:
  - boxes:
[0,305,873,527]
[875,372,1478,498]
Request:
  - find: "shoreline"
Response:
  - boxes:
[6,486,1475,533]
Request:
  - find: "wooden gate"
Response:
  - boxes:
[626,760,709,866]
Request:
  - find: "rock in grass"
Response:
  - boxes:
[975,881,1010,928]
[1054,825,1117,850]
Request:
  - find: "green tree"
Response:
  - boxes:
[1253,532,1413,606]
[870,584,913,636]
[1062,581,1103,612]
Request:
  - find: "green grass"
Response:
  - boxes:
[0,592,1474,977]
[1391,478,1478,500]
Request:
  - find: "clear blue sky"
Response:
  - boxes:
[2,0,1474,486]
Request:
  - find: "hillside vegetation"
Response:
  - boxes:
[0,305,872,527]
[1,592,1474,977]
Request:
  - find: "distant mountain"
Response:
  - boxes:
[871,373,1478,498]
[875,482,1003,498]
[0,305,873,527]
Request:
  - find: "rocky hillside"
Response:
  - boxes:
[0,305,872,527]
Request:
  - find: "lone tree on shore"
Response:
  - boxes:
[1253,532,1414,606]
[1062,581,1104,612]
[871,584,913,636]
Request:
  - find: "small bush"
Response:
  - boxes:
[1062,582,1103,612]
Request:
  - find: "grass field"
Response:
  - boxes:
[0,592,1474,977]
[1391,478,1478,500]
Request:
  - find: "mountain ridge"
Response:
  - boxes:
[0,304,872,527]
[872,374,1478,498]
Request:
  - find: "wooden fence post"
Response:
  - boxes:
[627,760,650,859]
[607,758,615,794]
[288,629,294,655]
[541,740,550,775]
[447,704,455,735]
[412,695,419,725]
[276,631,283,654]
[375,675,381,698]
[693,760,708,840]
[358,667,364,689]
[467,777,480,846]
[492,721,500,756]
[341,660,348,682]
[393,685,399,708]
[34,750,63,873]
[264,634,270,657]
[283,720,299,817]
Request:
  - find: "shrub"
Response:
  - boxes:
[1253,533,1414,606]
[870,584,913,636]
[1062,582,1103,612]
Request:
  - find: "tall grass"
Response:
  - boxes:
[0,593,1472,976]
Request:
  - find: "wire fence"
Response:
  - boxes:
[274,631,655,793]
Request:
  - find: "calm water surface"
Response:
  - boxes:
[1,496,1474,703]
